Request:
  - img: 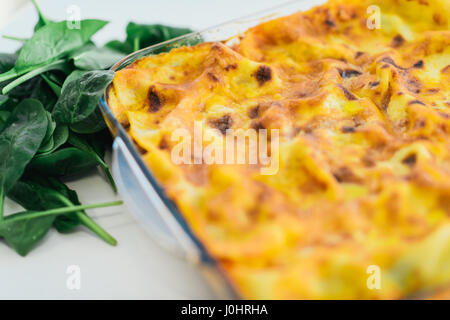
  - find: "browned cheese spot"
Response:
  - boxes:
[324,19,336,27]
[247,105,260,119]
[355,51,365,59]
[402,154,417,167]
[390,34,405,48]
[253,65,272,86]
[148,85,163,112]
[120,118,130,130]
[251,121,265,131]
[412,60,424,69]
[208,114,233,134]
[159,136,169,150]
[341,126,356,133]
[225,64,238,71]
[332,167,359,183]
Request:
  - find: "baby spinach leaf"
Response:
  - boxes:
[126,23,193,49]
[31,0,50,31]
[106,22,194,54]
[0,95,7,107]
[0,110,10,131]
[52,70,114,124]
[72,46,125,71]
[0,53,17,73]
[0,99,48,219]
[28,147,97,176]
[33,177,117,243]
[38,111,56,153]
[70,107,106,134]
[8,179,62,211]
[1,59,69,95]
[0,212,55,256]
[0,199,121,255]
[9,178,82,233]
[0,19,108,83]
[41,73,62,97]
[42,178,83,232]
[36,125,68,156]
[68,132,116,191]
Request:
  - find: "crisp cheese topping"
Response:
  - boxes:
[109,0,450,299]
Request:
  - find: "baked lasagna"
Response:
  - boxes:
[108,0,450,299]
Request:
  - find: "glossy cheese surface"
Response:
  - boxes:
[108,0,450,299]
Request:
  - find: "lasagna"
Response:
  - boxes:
[108,0,450,299]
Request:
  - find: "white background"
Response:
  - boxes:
[0,0,319,299]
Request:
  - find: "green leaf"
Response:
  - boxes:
[72,46,125,70]
[41,73,62,97]
[0,110,10,131]
[28,147,97,176]
[38,111,56,153]
[31,0,50,31]
[0,99,48,219]
[9,178,82,233]
[1,59,67,95]
[52,70,114,124]
[0,19,108,83]
[0,53,17,73]
[0,213,55,256]
[36,125,68,156]
[106,23,194,54]
[16,20,108,72]
[70,107,106,134]
[0,199,121,255]
[68,132,116,191]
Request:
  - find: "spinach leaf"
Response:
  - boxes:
[70,107,106,134]
[106,22,194,54]
[41,73,62,97]
[9,179,80,233]
[8,178,118,243]
[0,212,55,256]
[0,110,10,131]
[0,99,48,219]
[68,132,116,191]
[42,178,83,232]
[31,0,50,31]
[72,46,125,70]
[0,95,7,107]
[37,111,56,153]
[52,70,114,124]
[0,19,108,83]
[1,59,70,95]
[28,147,97,176]
[37,125,68,156]
[0,53,17,73]
[0,199,121,255]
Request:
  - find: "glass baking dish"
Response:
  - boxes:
[99,0,450,300]
[99,0,324,299]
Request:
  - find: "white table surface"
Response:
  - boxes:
[0,0,309,299]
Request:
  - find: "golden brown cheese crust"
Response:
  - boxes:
[109,0,450,299]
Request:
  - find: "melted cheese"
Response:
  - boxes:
[109,0,450,299]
